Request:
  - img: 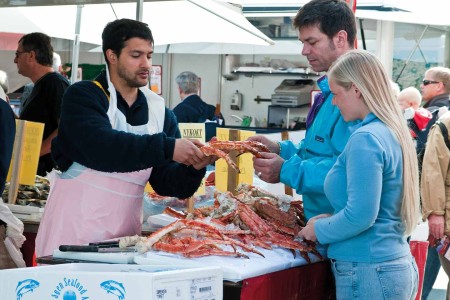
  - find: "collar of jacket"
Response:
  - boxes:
[317,75,331,98]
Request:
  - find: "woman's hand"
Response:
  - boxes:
[297,213,331,242]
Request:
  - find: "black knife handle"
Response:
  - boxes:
[59,245,98,252]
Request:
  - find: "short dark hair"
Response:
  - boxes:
[293,0,356,48]
[19,32,53,66]
[102,18,154,65]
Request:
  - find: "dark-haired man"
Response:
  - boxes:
[15,32,69,176]
[248,0,358,220]
[36,19,214,257]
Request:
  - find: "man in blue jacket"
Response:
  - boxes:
[248,0,357,220]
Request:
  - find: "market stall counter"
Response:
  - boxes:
[36,255,335,300]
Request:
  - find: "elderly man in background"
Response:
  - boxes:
[173,71,224,141]
[415,67,450,154]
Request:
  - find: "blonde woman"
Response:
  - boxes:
[298,50,420,299]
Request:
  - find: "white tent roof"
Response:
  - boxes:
[0,0,274,47]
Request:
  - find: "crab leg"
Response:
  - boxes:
[185,248,249,259]
[199,145,240,173]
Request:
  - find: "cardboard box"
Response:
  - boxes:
[0,263,222,300]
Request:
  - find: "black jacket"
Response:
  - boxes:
[172,94,216,123]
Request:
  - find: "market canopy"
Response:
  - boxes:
[0,0,274,48]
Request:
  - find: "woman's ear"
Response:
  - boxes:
[352,83,362,98]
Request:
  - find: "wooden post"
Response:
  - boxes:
[187,196,195,214]
[8,120,25,204]
[281,131,294,197]
[227,129,239,194]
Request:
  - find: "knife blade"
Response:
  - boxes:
[88,241,120,248]
[59,245,136,253]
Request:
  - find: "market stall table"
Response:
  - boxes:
[36,255,335,300]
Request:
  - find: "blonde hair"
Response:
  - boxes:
[398,86,422,109]
[328,50,420,235]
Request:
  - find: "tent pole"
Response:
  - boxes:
[395,25,429,82]
[70,4,83,84]
[136,0,143,21]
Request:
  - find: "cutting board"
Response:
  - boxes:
[52,250,137,264]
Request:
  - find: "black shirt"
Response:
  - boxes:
[20,72,69,175]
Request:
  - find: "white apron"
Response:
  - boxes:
[36,69,165,257]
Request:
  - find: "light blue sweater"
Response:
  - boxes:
[315,113,410,263]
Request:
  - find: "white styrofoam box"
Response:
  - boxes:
[4,203,44,221]
[0,263,222,300]
[5,203,44,214]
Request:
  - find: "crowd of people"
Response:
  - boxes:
[1,0,450,299]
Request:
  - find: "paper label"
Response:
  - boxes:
[7,120,44,186]
[154,275,219,299]
[178,123,206,196]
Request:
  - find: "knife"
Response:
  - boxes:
[59,245,136,253]
[88,241,120,248]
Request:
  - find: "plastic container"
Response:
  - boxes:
[143,186,215,220]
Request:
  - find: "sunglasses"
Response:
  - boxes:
[422,80,440,86]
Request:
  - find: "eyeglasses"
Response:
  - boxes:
[15,51,29,58]
[422,80,440,86]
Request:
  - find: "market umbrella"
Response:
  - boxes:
[0,1,273,48]
[0,0,274,83]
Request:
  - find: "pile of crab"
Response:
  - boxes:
[120,183,322,263]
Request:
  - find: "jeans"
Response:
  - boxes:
[331,255,418,300]
[422,246,441,299]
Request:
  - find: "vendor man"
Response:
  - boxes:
[35,19,214,257]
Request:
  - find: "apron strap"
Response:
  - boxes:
[92,80,110,101]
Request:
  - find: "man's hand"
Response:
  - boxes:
[428,214,445,239]
[253,152,284,183]
[173,139,205,166]
[173,139,216,170]
[246,135,280,154]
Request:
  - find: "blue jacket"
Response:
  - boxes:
[315,114,410,263]
[279,76,357,220]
